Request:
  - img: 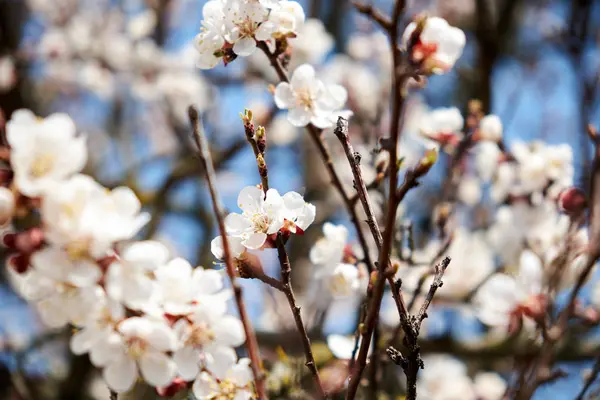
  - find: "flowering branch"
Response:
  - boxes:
[188,105,267,400]
[239,108,327,398]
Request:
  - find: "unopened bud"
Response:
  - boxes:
[257,154,266,169]
[14,227,44,254]
[558,187,587,217]
[256,126,267,153]
[414,147,438,177]
[156,378,188,398]
[9,253,30,274]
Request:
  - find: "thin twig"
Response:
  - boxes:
[109,390,118,400]
[275,233,328,399]
[576,358,600,400]
[188,105,267,400]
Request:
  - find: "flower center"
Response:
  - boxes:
[30,153,56,178]
[207,378,240,399]
[65,238,92,261]
[187,322,216,347]
[126,337,148,359]
[295,88,314,110]
[237,18,257,38]
[250,213,270,233]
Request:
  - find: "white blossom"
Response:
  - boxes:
[474,250,544,327]
[172,304,244,381]
[418,355,476,400]
[419,107,464,145]
[193,347,253,400]
[6,110,86,197]
[96,316,177,392]
[274,64,349,128]
[105,241,169,310]
[289,18,333,65]
[479,114,503,142]
[457,176,482,206]
[0,56,16,92]
[473,372,507,400]
[402,16,466,74]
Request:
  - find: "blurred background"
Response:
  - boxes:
[0,0,600,398]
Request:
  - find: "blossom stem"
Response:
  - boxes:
[109,390,117,400]
[188,106,267,400]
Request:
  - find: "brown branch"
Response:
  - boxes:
[109,390,118,400]
[416,257,450,323]
[352,1,392,31]
[576,357,600,400]
[188,106,267,400]
[275,233,328,399]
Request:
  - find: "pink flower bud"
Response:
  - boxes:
[558,187,587,216]
[8,253,29,274]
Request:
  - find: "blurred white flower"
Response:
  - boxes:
[479,114,503,142]
[105,241,169,310]
[6,110,86,197]
[97,316,177,392]
[268,113,301,145]
[274,64,349,128]
[402,16,466,74]
[127,10,157,39]
[270,1,305,36]
[419,107,464,146]
[0,56,16,92]
[474,142,501,182]
[457,176,482,206]
[310,223,364,297]
[193,347,253,400]
[194,1,227,69]
[592,281,600,309]
[42,174,149,259]
[418,355,476,400]
[474,249,544,327]
[473,372,507,400]
[289,18,332,65]
[154,258,229,316]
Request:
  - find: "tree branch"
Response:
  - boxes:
[188,105,267,400]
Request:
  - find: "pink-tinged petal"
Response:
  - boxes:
[103,356,137,393]
[242,232,267,249]
[232,37,256,56]
[274,83,295,109]
[139,351,177,387]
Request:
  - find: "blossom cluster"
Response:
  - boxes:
[195,0,305,68]
[2,110,265,398]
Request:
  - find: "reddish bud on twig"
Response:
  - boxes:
[558,187,587,217]
[156,378,188,397]
[9,253,30,274]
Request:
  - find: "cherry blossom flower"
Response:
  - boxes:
[105,241,169,310]
[473,372,507,400]
[269,1,305,36]
[310,223,364,297]
[289,18,333,65]
[326,334,371,359]
[223,0,276,56]
[418,355,476,400]
[478,114,503,142]
[6,110,87,197]
[402,16,466,74]
[274,64,349,128]
[474,249,544,328]
[418,107,464,147]
[225,186,285,249]
[192,347,253,400]
[172,305,245,381]
[194,1,227,69]
[154,258,230,316]
[0,56,16,92]
[95,316,177,392]
[17,265,101,328]
[42,174,149,259]
[70,288,125,358]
